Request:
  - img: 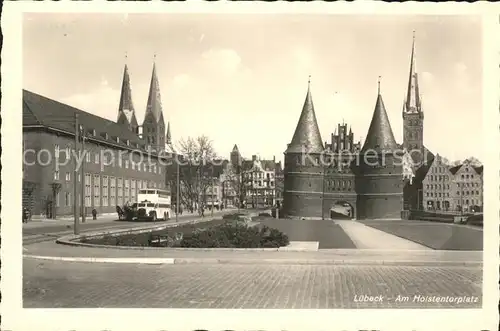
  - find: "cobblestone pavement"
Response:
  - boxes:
[23,259,482,308]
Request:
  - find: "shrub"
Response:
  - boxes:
[179,223,289,248]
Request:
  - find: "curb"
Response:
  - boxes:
[24,255,175,264]
[55,211,259,249]
[23,254,482,267]
[56,218,220,248]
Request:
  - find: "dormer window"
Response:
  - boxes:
[126,139,130,146]
[116,137,120,143]
[91,129,96,136]
[105,133,109,140]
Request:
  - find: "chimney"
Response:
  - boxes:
[273,155,276,163]
[252,155,257,161]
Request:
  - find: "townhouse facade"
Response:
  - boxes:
[422,156,483,212]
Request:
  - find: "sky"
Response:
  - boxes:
[23,13,482,163]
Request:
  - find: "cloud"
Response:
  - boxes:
[61,80,119,121]
[201,48,243,78]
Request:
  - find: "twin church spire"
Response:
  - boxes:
[117,56,174,151]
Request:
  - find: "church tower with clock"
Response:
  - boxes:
[402,32,425,167]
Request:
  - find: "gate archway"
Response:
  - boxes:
[330,201,355,219]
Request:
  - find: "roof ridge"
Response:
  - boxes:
[23,98,43,126]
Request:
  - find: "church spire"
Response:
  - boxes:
[117,60,138,131]
[404,31,421,113]
[145,56,164,122]
[286,77,324,154]
[166,122,172,145]
[361,81,398,153]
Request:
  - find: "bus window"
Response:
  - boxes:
[147,190,156,194]
[138,203,146,207]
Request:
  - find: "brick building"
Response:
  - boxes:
[228,145,283,208]
[283,33,434,220]
[23,61,177,218]
[422,157,483,212]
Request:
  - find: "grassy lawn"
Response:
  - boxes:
[256,217,357,249]
[360,220,483,251]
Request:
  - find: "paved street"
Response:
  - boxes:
[23,258,482,308]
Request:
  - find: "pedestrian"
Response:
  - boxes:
[180,205,183,215]
[92,208,97,220]
[22,208,29,223]
[201,205,205,217]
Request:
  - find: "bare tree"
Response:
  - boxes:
[172,135,218,211]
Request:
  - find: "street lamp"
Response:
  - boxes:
[176,155,180,222]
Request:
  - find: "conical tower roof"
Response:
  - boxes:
[361,81,398,153]
[232,144,239,153]
[117,64,136,124]
[404,31,422,113]
[145,61,163,122]
[286,80,324,154]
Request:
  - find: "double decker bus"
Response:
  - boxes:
[135,188,172,221]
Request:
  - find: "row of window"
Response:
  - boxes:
[54,145,163,175]
[249,180,275,187]
[425,190,481,198]
[430,166,447,174]
[244,172,275,179]
[457,190,481,196]
[426,182,480,191]
[427,192,450,198]
[55,174,163,208]
[458,182,480,188]
[326,180,352,188]
[428,175,449,181]
[426,199,480,206]
[426,184,451,190]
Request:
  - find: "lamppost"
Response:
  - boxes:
[80,124,86,224]
[73,113,80,234]
[176,154,180,222]
[211,164,214,216]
